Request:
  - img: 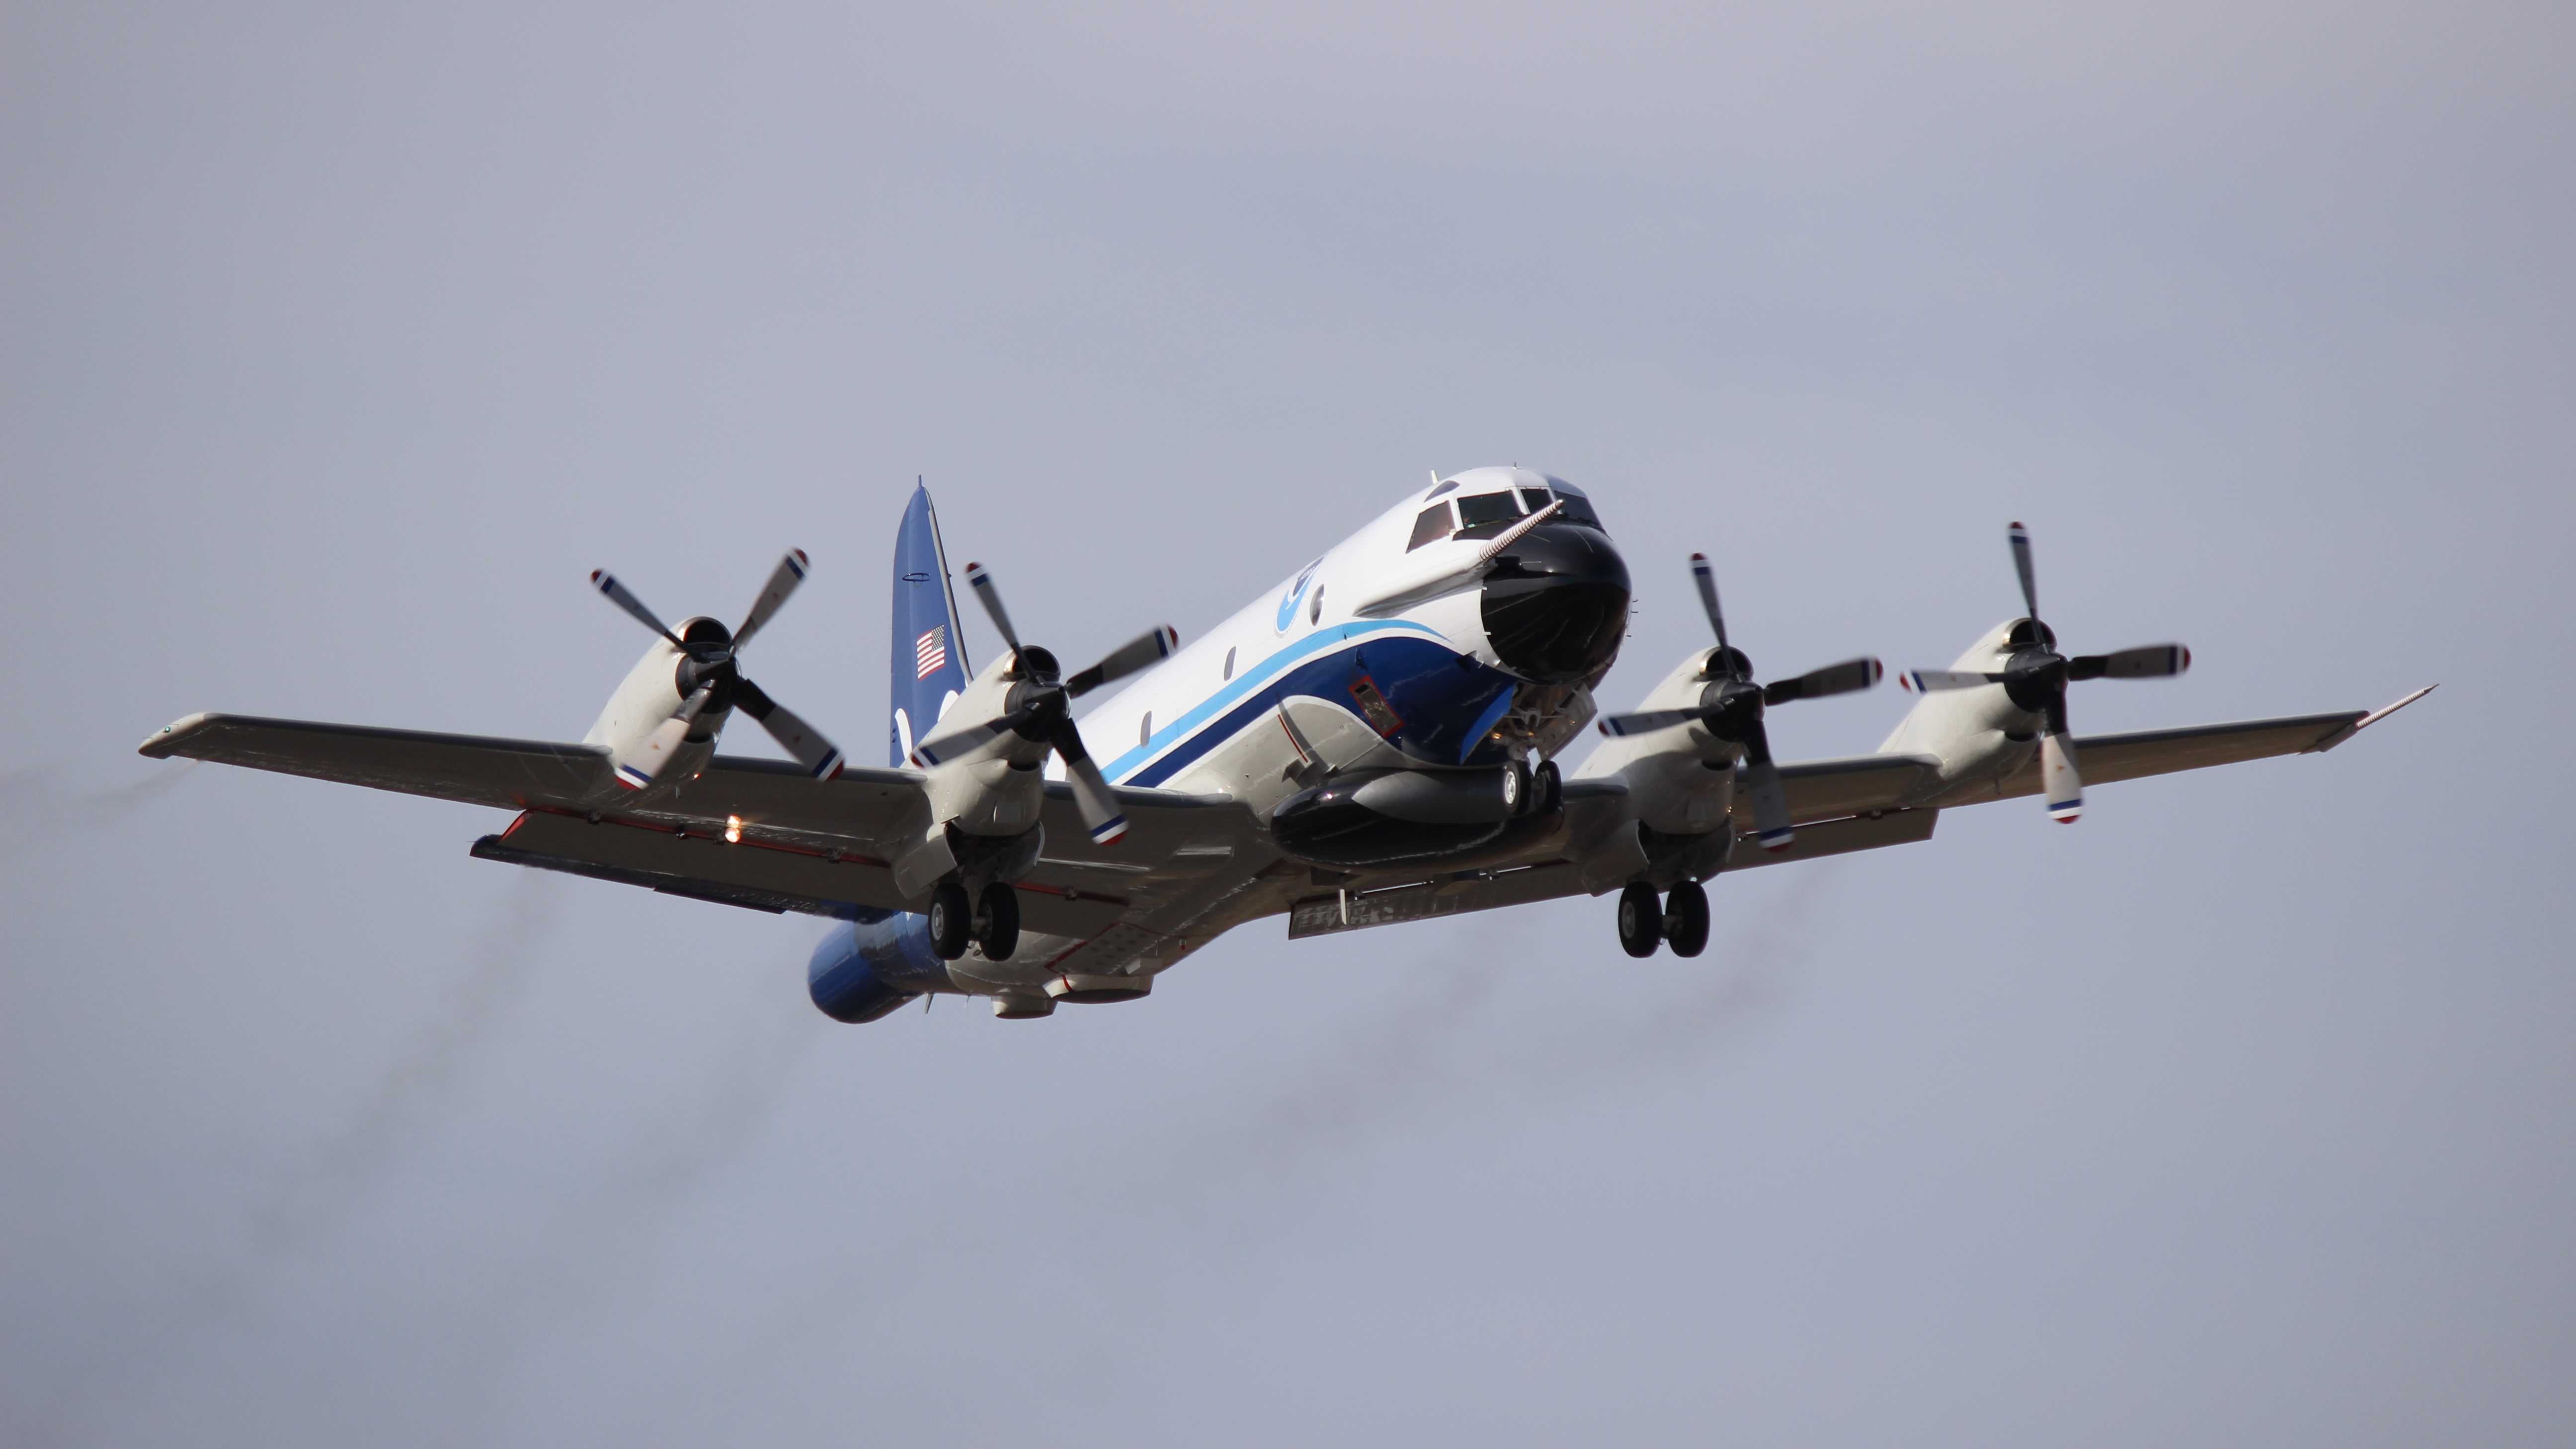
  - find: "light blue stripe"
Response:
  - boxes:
[1099,619,1447,783]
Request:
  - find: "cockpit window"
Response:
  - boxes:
[1455,491,1524,530]
[1407,502,1454,551]
[1549,491,1604,531]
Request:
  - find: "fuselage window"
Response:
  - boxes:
[1309,585,1325,625]
[1140,712,1152,746]
[1407,503,1455,551]
[1223,645,1236,680]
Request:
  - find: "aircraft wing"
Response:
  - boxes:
[1924,701,2414,810]
[139,711,1262,932]
[140,712,621,810]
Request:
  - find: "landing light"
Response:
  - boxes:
[724,815,743,844]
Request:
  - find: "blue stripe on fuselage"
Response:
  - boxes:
[1101,621,1518,787]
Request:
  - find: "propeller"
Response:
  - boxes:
[907,561,1177,847]
[1898,522,2189,822]
[1598,553,1883,851]
[590,550,846,788]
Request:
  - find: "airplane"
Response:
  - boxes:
[137,470,2432,1023]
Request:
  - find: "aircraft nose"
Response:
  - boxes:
[1480,523,1631,684]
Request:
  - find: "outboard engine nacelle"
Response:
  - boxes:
[808,911,953,1023]
[1269,767,1557,870]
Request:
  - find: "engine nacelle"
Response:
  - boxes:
[1270,767,1556,870]
[807,910,952,1023]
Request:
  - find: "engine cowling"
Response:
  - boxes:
[807,911,952,1023]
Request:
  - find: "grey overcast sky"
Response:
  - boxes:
[5,1,2573,1445]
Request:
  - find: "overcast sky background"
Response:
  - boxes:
[5,1,2573,1445]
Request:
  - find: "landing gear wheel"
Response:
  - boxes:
[927,881,972,960]
[1663,878,1710,958]
[974,881,1021,961]
[1616,882,1662,958]
[1502,759,1527,815]
[1533,760,1563,816]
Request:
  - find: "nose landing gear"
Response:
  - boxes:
[1614,878,1710,958]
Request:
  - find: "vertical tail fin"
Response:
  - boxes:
[889,481,972,767]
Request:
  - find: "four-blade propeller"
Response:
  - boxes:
[1598,553,1883,851]
[1899,522,2189,822]
[591,550,846,789]
[908,561,1177,846]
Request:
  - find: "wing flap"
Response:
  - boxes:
[1285,809,1940,939]
[475,810,1128,936]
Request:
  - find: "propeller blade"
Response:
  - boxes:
[2008,521,2041,626]
[1598,707,1710,738]
[732,677,844,779]
[615,685,713,789]
[591,571,682,646]
[1739,716,1793,850]
[2040,728,2083,822]
[1048,718,1128,845]
[1764,657,1884,705]
[909,712,1016,767]
[962,562,1022,661]
[1689,553,1734,669]
[1901,670,2000,692]
[1065,625,1180,698]
[2068,644,2190,681]
[730,549,809,651]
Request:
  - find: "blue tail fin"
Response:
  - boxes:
[889,482,972,766]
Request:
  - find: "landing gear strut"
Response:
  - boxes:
[1616,882,1661,957]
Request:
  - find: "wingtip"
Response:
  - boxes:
[137,713,212,758]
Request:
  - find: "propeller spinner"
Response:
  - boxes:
[1900,522,2189,822]
[590,550,846,788]
[1598,553,1883,851]
[905,561,1177,847]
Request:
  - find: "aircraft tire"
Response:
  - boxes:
[1616,882,1662,958]
[1533,760,1563,815]
[975,881,1021,961]
[1664,879,1710,957]
[927,881,972,960]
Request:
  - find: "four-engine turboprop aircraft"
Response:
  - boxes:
[139,470,2431,1023]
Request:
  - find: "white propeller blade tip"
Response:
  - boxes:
[1090,816,1129,846]
[1758,827,1795,851]
[2048,799,2083,823]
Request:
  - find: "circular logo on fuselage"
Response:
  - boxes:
[1276,558,1322,633]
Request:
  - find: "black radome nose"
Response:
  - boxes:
[1480,523,1630,685]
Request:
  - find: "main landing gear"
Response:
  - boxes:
[1615,879,1709,958]
[927,880,1021,961]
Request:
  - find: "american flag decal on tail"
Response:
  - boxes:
[914,625,948,680]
